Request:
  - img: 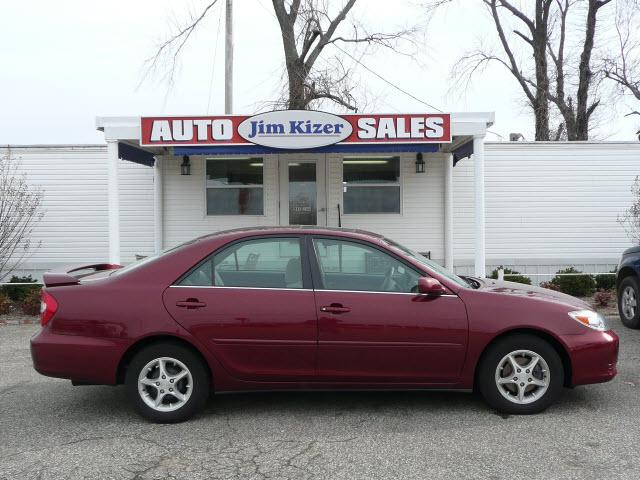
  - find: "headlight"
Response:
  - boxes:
[568,310,608,331]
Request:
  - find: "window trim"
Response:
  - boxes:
[341,156,403,215]
[204,157,266,217]
[173,235,313,290]
[306,235,424,293]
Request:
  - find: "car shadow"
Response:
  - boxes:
[53,384,487,419]
[202,389,491,418]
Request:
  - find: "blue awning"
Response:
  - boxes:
[174,143,440,156]
[118,142,155,167]
[452,140,473,166]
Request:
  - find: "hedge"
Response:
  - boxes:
[549,267,596,297]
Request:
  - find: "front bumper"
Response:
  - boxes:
[566,329,619,386]
[30,327,127,385]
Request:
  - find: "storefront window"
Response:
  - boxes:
[342,157,400,214]
[206,158,264,215]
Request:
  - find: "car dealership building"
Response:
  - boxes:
[3,110,639,282]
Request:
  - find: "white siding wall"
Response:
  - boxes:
[453,142,640,279]
[326,152,446,262]
[160,153,447,262]
[1,146,154,279]
[5,142,639,282]
[3,146,109,278]
[161,154,280,248]
[119,158,154,262]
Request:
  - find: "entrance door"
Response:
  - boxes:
[279,155,326,226]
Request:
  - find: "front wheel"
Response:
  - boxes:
[618,276,640,329]
[477,334,564,414]
[125,342,210,423]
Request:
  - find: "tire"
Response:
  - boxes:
[125,342,210,423]
[618,276,640,329]
[477,334,564,415]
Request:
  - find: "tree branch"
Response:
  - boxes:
[143,0,220,87]
[485,0,536,104]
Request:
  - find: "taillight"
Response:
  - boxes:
[40,290,58,327]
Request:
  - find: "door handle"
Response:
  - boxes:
[320,304,351,314]
[176,299,207,309]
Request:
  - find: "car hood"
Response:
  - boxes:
[623,245,640,256]
[474,279,592,310]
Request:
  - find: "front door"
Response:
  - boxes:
[279,155,326,226]
[309,236,468,384]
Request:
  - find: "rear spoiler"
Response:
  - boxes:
[42,263,122,287]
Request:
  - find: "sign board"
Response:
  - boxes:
[140,111,451,148]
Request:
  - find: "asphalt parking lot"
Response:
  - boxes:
[1,316,639,480]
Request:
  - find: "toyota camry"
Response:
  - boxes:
[31,227,619,423]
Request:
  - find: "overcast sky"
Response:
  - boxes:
[1,0,638,145]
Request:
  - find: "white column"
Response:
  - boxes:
[153,156,163,254]
[444,153,454,270]
[473,135,486,278]
[106,141,121,264]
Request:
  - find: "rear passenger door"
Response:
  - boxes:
[163,236,318,381]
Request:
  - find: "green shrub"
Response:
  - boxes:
[595,268,617,291]
[489,266,532,285]
[1,275,40,302]
[20,289,41,316]
[0,293,11,315]
[550,267,596,297]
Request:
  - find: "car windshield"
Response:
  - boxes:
[384,237,470,288]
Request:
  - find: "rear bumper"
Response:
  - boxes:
[30,327,127,385]
[567,329,619,386]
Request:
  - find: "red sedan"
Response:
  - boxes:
[31,227,618,422]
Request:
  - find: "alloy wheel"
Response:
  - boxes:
[138,357,193,412]
[494,350,550,405]
[622,286,637,320]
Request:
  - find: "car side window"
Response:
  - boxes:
[312,238,421,293]
[179,237,304,289]
[178,258,214,286]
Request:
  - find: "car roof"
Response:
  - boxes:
[193,226,387,243]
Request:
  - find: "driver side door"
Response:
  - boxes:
[311,237,468,384]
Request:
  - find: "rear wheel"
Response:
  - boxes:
[477,334,564,414]
[618,276,640,329]
[125,342,210,423]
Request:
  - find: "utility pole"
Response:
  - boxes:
[224,0,233,114]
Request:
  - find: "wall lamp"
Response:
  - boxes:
[415,153,426,174]
[180,155,191,176]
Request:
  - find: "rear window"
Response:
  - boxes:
[111,238,201,276]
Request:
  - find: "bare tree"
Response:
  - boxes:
[603,2,640,139]
[270,0,414,111]
[619,176,640,244]
[550,0,612,140]
[441,0,612,140]
[0,149,43,281]
[144,0,415,112]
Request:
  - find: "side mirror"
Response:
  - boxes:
[418,277,447,295]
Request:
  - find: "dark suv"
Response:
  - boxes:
[618,246,640,328]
